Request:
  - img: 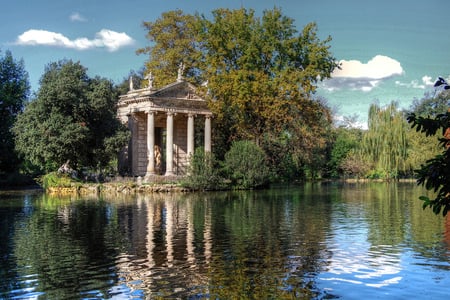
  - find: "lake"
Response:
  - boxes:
[1,182,449,299]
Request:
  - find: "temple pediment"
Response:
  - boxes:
[151,81,202,100]
[118,79,211,116]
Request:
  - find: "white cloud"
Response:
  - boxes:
[70,12,87,22]
[15,29,134,52]
[332,55,404,79]
[395,75,436,89]
[321,55,404,92]
[422,75,434,86]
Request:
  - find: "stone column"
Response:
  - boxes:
[165,112,174,176]
[129,113,139,176]
[204,115,212,153]
[145,111,155,177]
[187,114,195,156]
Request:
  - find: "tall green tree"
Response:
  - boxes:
[360,102,409,179]
[198,8,337,145]
[13,60,129,173]
[0,50,30,173]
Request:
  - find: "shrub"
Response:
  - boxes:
[40,172,77,189]
[182,148,224,190]
[224,140,270,189]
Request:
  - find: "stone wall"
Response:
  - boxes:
[174,116,188,175]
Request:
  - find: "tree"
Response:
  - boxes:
[139,8,337,179]
[13,60,129,174]
[326,127,363,178]
[136,9,201,88]
[404,91,447,174]
[407,110,450,216]
[359,102,409,179]
[0,50,30,173]
[198,8,337,146]
[410,90,450,118]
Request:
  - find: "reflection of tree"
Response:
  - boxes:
[206,185,333,298]
[107,188,333,298]
[342,183,445,260]
[0,193,38,296]
[11,194,128,299]
[12,184,443,298]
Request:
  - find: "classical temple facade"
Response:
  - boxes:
[117,73,212,179]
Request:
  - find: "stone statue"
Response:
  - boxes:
[154,145,161,174]
[129,76,134,91]
[145,72,154,89]
[177,62,185,82]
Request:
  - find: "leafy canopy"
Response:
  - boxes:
[136,9,200,88]
[407,110,450,216]
[359,102,409,179]
[13,60,129,173]
[139,8,337,178]
[0,50,30,173]
[197,8,337,143]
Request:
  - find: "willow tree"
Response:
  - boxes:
[360,102,409,179]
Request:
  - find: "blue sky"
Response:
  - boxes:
[2,0,450,127]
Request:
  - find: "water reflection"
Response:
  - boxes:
[1,183,450,299]
[319,183,450,298]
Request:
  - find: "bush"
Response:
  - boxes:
[224,140,270,189]
[182,148,224,190]
[40,172,78,189]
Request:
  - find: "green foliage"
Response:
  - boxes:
[359,102,409,179]
[139,8,337,179]
[137,9,200,88]
[327,127,362,178]
[40,172,77,189]
[12,60,130,174]
[224,141,270,189]
[404,92,448,174]
[0,50,30,173]
[182,148,224,190]
[410,90,450,118]
[261,132,304,181]
[199,8,337,145]
[407,111,450,216]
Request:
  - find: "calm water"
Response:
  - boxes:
[1,182,449,299]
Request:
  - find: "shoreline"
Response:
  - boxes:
[45,181,193,196]
[1,178,419,197]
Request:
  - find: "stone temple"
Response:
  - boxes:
[117,71,212,180]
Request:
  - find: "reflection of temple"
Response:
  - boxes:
[114,194,212,297]
[117,70,212,179]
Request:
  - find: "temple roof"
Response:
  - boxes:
[118,80,211,116]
